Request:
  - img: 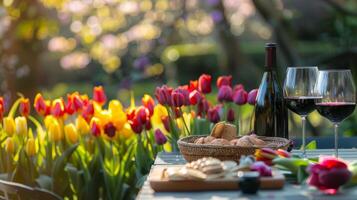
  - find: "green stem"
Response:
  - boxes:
[179,108,190,136]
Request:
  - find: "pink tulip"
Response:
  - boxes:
[217,85,233,102]
[247,89,258,105]
[233,89,248,105]
[217,75,232,88]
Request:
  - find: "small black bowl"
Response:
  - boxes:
[238,171,260,194]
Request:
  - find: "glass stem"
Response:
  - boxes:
[301,116,307,158]
[334,123,339,158]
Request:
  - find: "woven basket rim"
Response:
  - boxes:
[177,135,290,149]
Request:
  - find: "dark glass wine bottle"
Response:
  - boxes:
[253,43,288,138]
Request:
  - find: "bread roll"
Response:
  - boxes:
[209,138,231,145]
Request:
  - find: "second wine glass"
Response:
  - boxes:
[284,66,320,157]
[315,69,356,157]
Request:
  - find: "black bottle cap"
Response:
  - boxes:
[265,43,277,69]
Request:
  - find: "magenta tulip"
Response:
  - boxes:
[233,89,248,105]
[247,89,258,105]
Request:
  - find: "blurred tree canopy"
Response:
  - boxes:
[0,0,356,104]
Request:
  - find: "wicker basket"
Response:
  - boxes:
[178,135,290,163]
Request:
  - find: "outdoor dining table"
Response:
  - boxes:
[136,149,357,200]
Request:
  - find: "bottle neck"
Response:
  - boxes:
[265,45,276,71]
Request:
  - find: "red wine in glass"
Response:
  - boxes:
[316,102,356,123]
[315,69,356,157]
[285,96,321,116]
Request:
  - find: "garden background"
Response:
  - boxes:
[0,0,357,145]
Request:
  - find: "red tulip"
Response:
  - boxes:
[93,86,107,106]
[189,90,202,105]
[34,93,47,116]
[307,157,352,195]
[161,116,170,132]
[19,98,30,117]
[233,89,248,105]
[217,75,232,88]
[90,119,101,137]
[145,120,152,130]
[73,93,84,112]
[227,108,235,122]
[104,122,116,138]
[126,107,136,121]
[207,106,220,123]
[136,106,150,125]
[65,94,77,115]
[129,117,143,134]
[154,129,167,145]
[0,98,4,120]
[171,89,185,107]
[189,80,198,92]
[82,100,94,121]
[173,107,182,118]
[51,99,65,118]
[198,74,212,94]
[217,85,233,102]
[142,94,155,116]
[247,89,258,105]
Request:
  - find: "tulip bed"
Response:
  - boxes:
[0,74,258,199]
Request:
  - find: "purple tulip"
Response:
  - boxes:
[207,107,220,123]
[233,89,248,105]
[155,85,173,106]
[247,89,258,105]
[217,85,233,102]
[171,89,186,107]
[227,108,235,122]
[154,129,167,145]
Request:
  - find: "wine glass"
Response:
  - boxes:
[283,66,319,157]
[315,69,356,157]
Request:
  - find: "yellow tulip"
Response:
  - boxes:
[25,138,36,157]
[64,123,78,144]
[96,110,111,125]
[3,117,15,136]
[112,111,127,131]
[76,116,90,135]
[15,116,27,136]
[151,104,168,126]
[44,115,56,129]
[121,123,134,139]
[48,120,62,142]
[5,137,15,154]
[109,100,123,113]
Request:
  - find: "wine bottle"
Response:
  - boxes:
[253,43,288,138]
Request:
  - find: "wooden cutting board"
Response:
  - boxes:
[148,166,285,192]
